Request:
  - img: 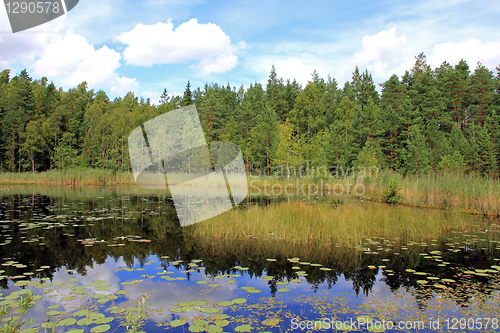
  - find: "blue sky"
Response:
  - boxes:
[1,0,500,104]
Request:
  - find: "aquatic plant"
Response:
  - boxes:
[0,291,35,333]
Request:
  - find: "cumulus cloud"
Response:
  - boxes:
[31,32,137,95]
[114,18,242,74]
[427,38,500,70]
[271,58,317,86]
[350,27,409,79]
[0,6,48,69]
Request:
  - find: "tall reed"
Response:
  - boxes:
[190,201,486,247]
[364,170,500,215]
[0,169,135,185]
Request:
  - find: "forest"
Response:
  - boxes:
[1,52,499,178]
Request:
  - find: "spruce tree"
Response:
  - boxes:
[181,81,194,106]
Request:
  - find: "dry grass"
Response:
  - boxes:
[190,201,485,247]
[0,169,135,185]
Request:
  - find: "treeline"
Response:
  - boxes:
[1,52,500,177]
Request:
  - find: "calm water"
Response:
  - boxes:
[0,185,500,332]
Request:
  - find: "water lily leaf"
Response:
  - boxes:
[214,320,229,327]
[188,325,205,332]
[199,307,220,313]
[73,309,90,316]
[206,324,222,333]
[212,314,230,320]
[367,325,385,332]
[262,318,280,326]
[194,320,209,327]
[94,317,114,324]
[89,313,105,320]
[235,324,252,332]
[77,318,94,325]
[217,301,234,306]
[58,318,77,326]
[90,324,111,332]
[232,298,246,304]
[171,319,187,327]
[40,322,56,329]
[356,315,373,324]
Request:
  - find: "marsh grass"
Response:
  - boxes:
[364,170,500,215]
[0,169,135,185]
[3,168,500,214]
[190,201,486,248]
[249,170,500,214]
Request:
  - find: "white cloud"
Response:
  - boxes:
[114,18,243,74]
[0,5,49,70]
[271,58,317,86]
[427,38,500,70]
[30,32,137,96]
[350,27,409,80]
[110,76,140,96]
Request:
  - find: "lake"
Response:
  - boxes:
[0,185,499,333]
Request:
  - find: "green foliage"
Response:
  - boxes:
[0,58,499,179]
[0,292,35,333]
[354,139,381,179]
[381,178,401,204]
[438,151,466,173]
[404,125,430,174]
[120,295,150,333]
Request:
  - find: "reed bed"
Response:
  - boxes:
[364,170,500,215]
[2,168,500,214]
[190,201,487,247]
[0,169,135,185]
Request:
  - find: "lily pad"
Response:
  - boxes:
[235,324,253,332]
[262,318,280,326]
[188,325,205,332]
[90,324,111,332]
[171,319,187,327]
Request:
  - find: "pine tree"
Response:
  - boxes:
[199,84,225,142]
[335,96,356,142]
[274,121,300,178]
[235,83,263,172]
[469,62,495,126]
[322,75,341,124]
[265,65,288,122]
[159,88,169,105]
[379,74,408,169]
[251,103,278,177]
[404,124,430,174]
[289,81,325,139]
[327,120,349,171]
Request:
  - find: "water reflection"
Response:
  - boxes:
[0,186,499,332]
